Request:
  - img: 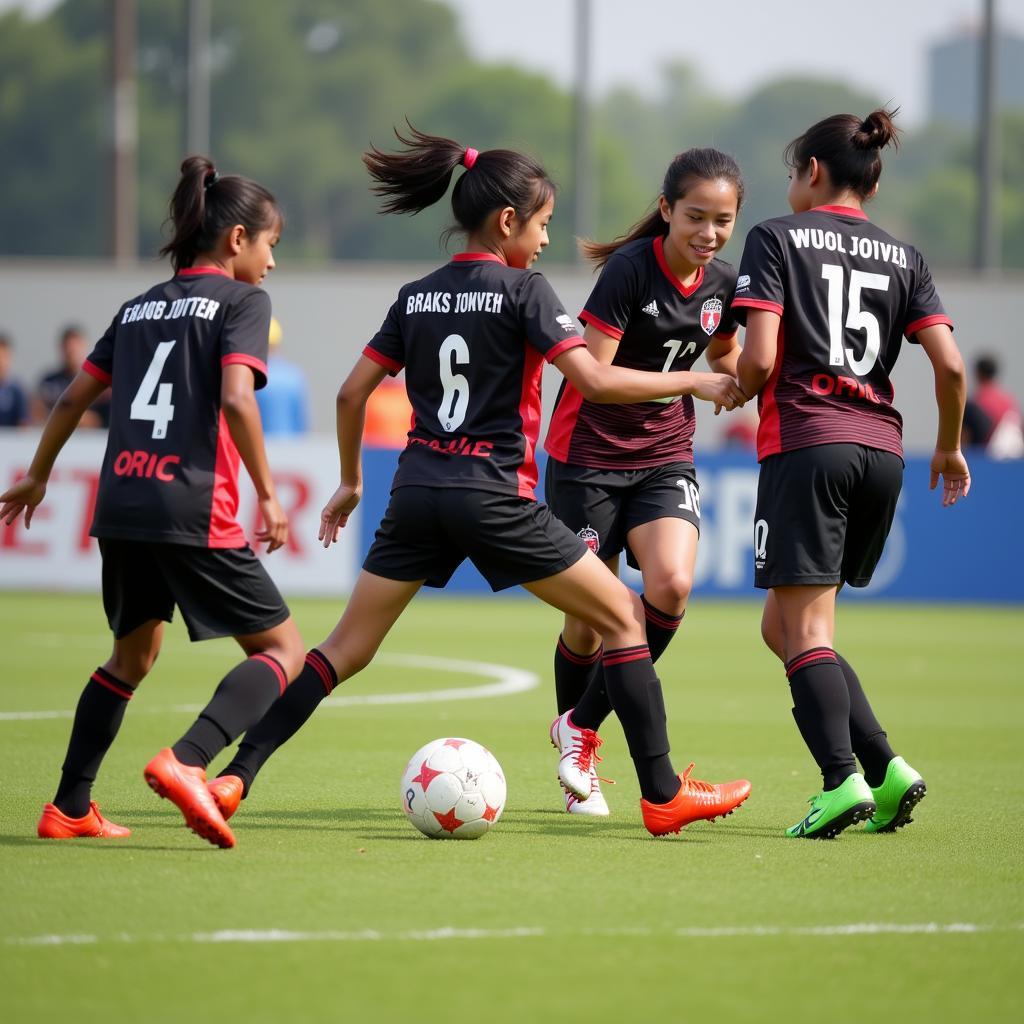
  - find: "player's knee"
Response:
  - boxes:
[562,618,601,655]
[760,616,785,661]
[646,571,692,614]
[107,648,156,686]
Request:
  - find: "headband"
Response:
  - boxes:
[462,148,478,170]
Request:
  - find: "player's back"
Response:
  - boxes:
[85,268,271,547]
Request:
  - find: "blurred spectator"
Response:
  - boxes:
[363,374,413,448]
[256,316,309,436]
[720,407,758,451]
[0,333,29,427]
[967,354,1023,459]
[33,324,109,428]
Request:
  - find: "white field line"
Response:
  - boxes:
[0,653,539,720]
[6,923,1022,947]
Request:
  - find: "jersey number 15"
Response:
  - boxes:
[821,264,889,375]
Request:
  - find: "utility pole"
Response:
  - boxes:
[186,0,212,156]
[111,0,138,264]
[976,0,1000,272]
[571,0,592,262]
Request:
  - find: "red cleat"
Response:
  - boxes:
[143,748,235,849]
[207,775,244,821]
[641,763,752,836]
[37,801,131,839]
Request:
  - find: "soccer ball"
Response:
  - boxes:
[400,737,506,840]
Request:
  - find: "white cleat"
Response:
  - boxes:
[565,770,610,817]
[550,710,604,800]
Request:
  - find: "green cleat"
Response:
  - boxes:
[864,756,926,834]
[786,773,876,840]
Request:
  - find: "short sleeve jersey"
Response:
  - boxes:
[84,267,271,547]
[732,205,952,461]
[544,236,739,468]
[363,253,584,499]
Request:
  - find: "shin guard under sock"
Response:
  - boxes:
[54,667,134,818]
[173,653,287,768]
[641,596,684,664]
[836,652,896,787]
[554,636,603,715]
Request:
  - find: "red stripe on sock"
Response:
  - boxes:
[90,670,133,700]
[602,645,652,667]
[642,600,684,631]
[557,637,602,666]
[785,647,838,678]
[306,650,336,695]
[251,654,288,695]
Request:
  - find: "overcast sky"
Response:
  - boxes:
[441,0,1024,126]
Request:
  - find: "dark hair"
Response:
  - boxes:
[582,148,744,267]
[785,108,901,201]
[363,123,556,246]
[59,324,87,345]
[975,355,999,382]
[159,155,281,273]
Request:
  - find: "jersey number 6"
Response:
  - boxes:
[130,339,177,439]
[438,333,470,432]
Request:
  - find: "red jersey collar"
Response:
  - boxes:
[177,265,233,278]
[452,252,507,265]
[653,236,704,298]
[812,204,869,221]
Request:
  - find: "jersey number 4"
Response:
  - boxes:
[821,264,889,375]
[130,340,177,439]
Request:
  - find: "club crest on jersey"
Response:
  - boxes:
[700,297,723,335]
[577,525,600,554]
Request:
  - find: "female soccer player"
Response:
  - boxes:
[544,148,745,816]
[732,108,971,839]
[0,156,305,849]
[202,126,751,841]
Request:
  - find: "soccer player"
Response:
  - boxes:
[733,108,971,839]
[544,148,746,816]
[202,126,750,841]
[0,156,305,849]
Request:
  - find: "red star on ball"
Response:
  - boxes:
[412,761,442,790]
[433,808,464,833]
[443,738,467,750]
[482,804,499,822]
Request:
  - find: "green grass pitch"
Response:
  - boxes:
[1,592,1021,1022]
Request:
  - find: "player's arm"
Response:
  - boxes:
[320,355,390,547]
[221,362,287,553]
[916,322,970,506]
[0,370,107,527]
[736,309,779,400]
[705,332,741,378]
[553,326,745,413]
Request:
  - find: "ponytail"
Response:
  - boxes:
[363,122,556,245]
[159,155,280,273]
[582,147,744,267]
[785,107,901,200]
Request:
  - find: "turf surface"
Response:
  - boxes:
[1,593,1021,1022]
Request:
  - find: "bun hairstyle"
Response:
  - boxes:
[363,122,556,246]
[785,107,901,200]
[159,155,281,273]
[581,147,744,267]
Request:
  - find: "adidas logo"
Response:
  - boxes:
[642,299,659,317]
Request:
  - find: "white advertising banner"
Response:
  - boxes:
[0,433,358,596]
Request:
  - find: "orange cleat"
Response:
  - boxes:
[641,763,752,836]
[143,748,235,849]
[37,801,132,839]
[207,775,244,821]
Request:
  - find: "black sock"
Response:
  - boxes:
[221,648,337,796]
[786,647,856,791]
[642,595,684,663]
[836,652,896,787]
[173,653,287,769]
[53,668,134,818]
[554,635,602,715]
[602,645,679,803]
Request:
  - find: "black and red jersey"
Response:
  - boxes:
[545,236,739,469]
[363,253,584,499]
[733,205,952,461]
[84,267,271,547]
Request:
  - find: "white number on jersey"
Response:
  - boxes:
[438,333,470,432]
[130,340,177,439]
[654,339,698,404]
[821,264,890,375]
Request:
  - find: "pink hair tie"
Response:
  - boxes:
[462,147,479,170]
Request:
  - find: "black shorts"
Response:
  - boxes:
[753,444,903,589]
[99,539,290,641]
[544,458,700,568]
[363,486,588,592]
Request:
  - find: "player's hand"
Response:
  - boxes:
[0,475,47,528]
[255,494,289,553]
[929,448,971,507]
[691,373,747,415]
[319,483,361,548]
